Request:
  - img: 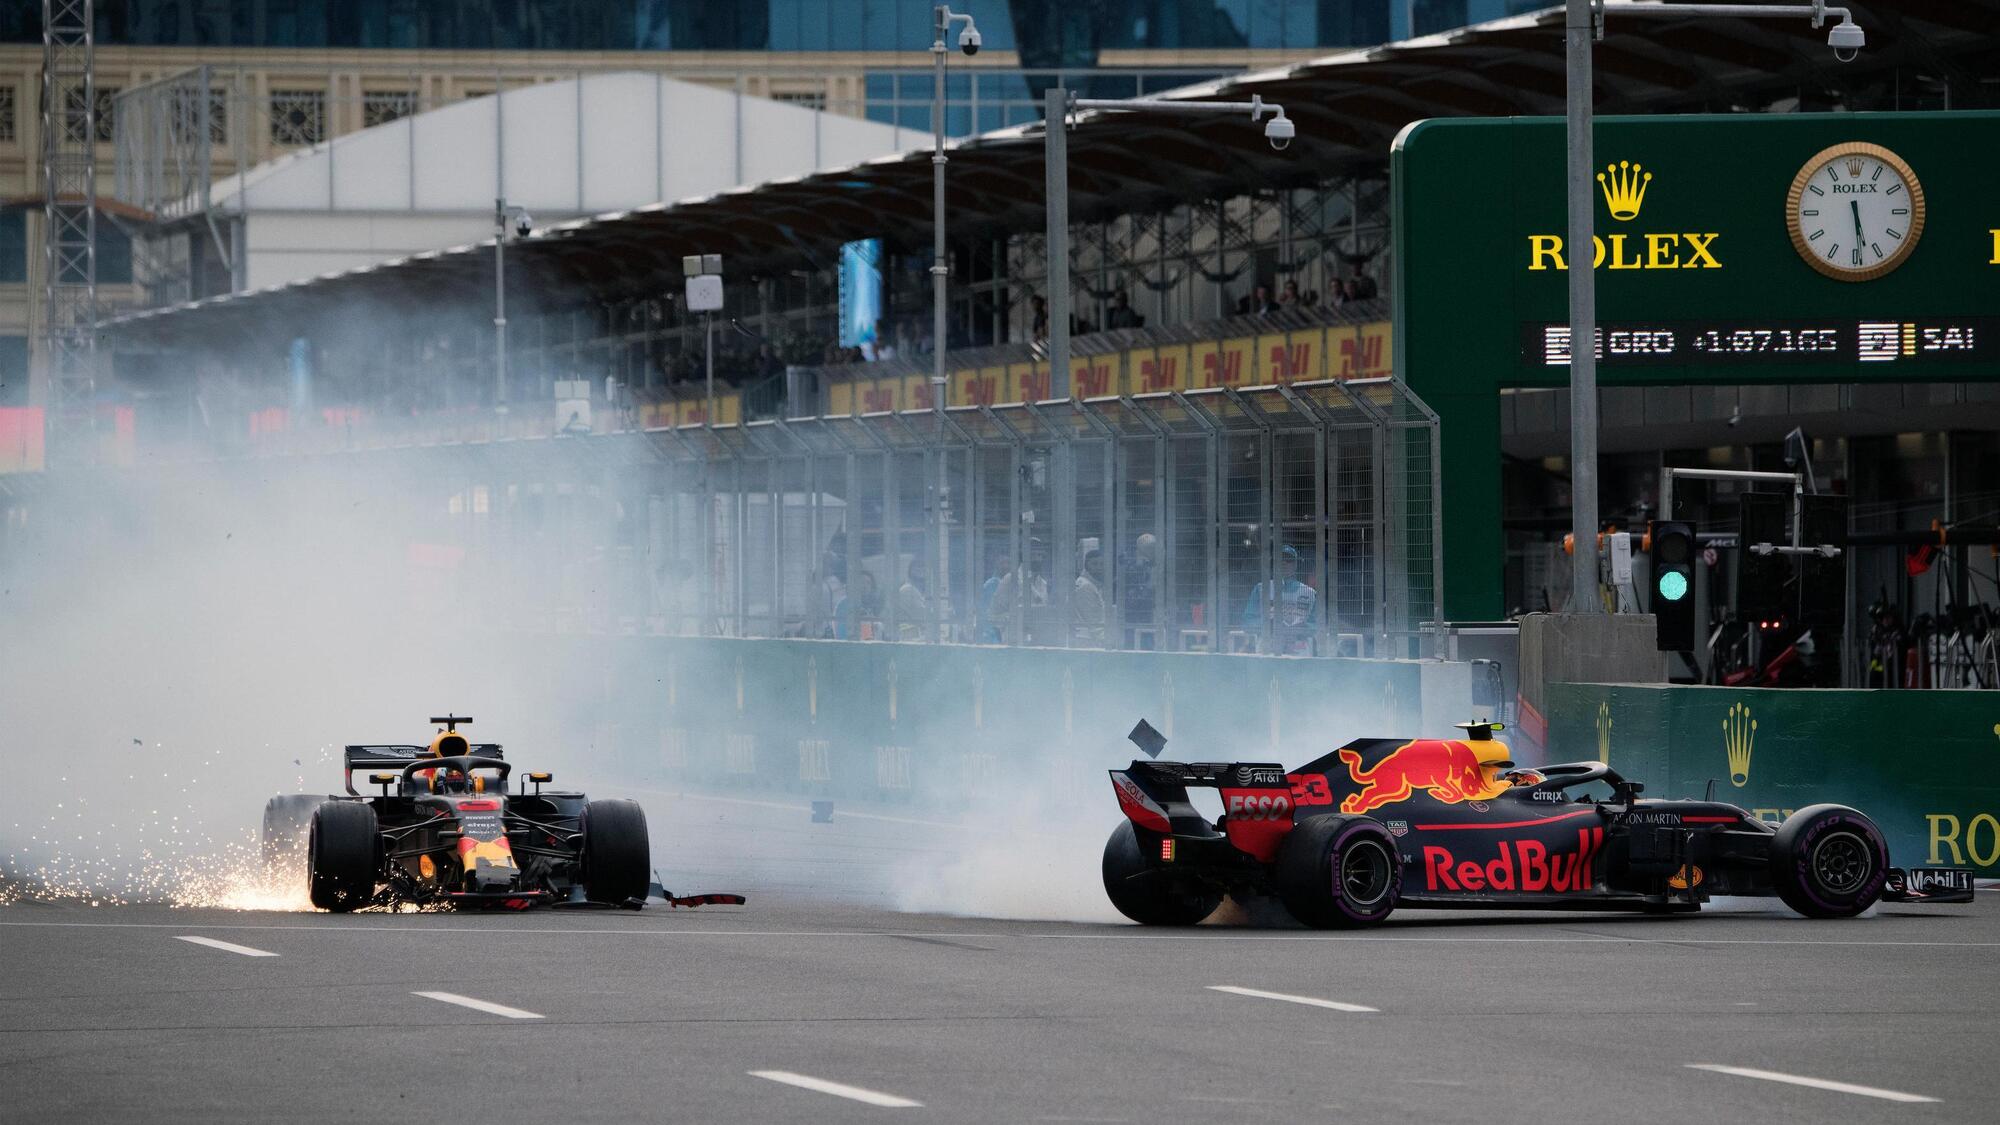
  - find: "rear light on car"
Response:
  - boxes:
[1160,839,1175,862]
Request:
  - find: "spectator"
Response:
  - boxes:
[1301,288,1320,308]
[1242,544,1319,655]
[1278,279,1301,307]
[835,570,882,640]
[974,550,1007,644]
[895,558,930,641]
[1073,548,1107,647]
[991,537,1052,645]
[1349,268,1378,300]
[757,343,783,380]
[1252,284,1279,315]
[1105,290,1143,330]
[1030,295,1049,340]
[1329,279,1352,308]
[1121,532,1159,642]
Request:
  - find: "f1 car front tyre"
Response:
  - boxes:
[1275,814,1401,929]
[581,799,651,904]
[307,800,379,912]
[1101,821,1222,926]
[1771,804,1888,919]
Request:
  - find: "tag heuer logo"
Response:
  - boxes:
[1386,820,1409,838]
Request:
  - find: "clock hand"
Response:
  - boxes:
[1851,199,1865,243]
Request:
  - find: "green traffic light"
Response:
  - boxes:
[1658,569,1689,602]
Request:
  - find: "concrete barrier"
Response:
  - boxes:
[561,636,1470,810]
[1547,682,2000,876]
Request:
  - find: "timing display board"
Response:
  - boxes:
[1391,112,2000,619]
[1519,317,1995,368]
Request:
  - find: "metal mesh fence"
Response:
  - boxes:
[421,378,1440,658]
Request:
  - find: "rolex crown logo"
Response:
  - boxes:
[1723,702,1756,788]
[1596,160,1653,222]
[1845,157,1864,178]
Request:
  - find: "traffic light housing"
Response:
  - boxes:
[1650,520,1696,652]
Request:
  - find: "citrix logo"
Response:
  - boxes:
[1724,702,1756,788]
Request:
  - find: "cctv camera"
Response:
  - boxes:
[514,212,533,237]
[1264,113,1294,152]
[1827,19,1863,61]
[958,26,981,55]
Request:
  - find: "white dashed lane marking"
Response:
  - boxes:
[750,1070,923,1108]
[411,991,543,1019]
[174,935,278,957]
[1207,985,1377,1012]
[1687,1064,1939,1104]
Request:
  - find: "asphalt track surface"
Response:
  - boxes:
[3,794,1996,1124]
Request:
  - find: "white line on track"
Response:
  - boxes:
[174,935,278,957]
[7,921,2000,950]
[750,1070,922,1108]
[1207,985,1377,1012]
[1687,1064,1939,1104]
[411,991,543,1020]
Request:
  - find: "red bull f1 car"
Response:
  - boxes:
[1104,719,1975,927]
[261,716,743,912]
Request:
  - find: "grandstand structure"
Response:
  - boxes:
[3,2,1997,659]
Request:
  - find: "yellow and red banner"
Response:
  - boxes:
[0,406,44,473]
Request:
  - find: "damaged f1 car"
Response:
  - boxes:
[1104,719,1974,927]
[260,716,742,912]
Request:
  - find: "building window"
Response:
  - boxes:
[362,90,416,128]
[0,209,23,283]
[0,336,26,407]
[99,220,133,285]
[64,85,120,143]
[208,87,229,144]
[268,89,326,146]
[773,90,826,112]
[0,86,14,143]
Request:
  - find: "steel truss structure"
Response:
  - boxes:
[40,0,96,464]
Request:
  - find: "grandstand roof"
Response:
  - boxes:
[103,0,1997,346]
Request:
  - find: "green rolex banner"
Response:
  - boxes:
[1547,682,2000,876]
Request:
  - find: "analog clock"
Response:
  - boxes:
[1786,142,1926,282]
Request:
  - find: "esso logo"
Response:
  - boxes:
[1226,793,1293,821]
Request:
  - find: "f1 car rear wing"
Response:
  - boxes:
[1111,758,1289,837]
[343,743,503,795]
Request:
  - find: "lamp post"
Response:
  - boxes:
[682,254,725,424]
[1561,1,1862,612]
[931,5,981,414]
[493,198,532,409]
[1044,92,1295,392]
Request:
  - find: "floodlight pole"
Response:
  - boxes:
[931,5,977,414]
[1565,0,1860,613]
[1564,0,1598,611]
[494,197,509,409]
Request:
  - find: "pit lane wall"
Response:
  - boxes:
[569,636,1468,810]
[1546,684,2000,877]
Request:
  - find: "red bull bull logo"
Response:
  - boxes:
[1337,739,1513,813]
[1422,827,1604,893]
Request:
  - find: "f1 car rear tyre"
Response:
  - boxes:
[581,799,651,904]
[1275,814,1401,929]
[307,800,378,912]
[1771,804,1888,919]
[1101,821,1223,926]
[261,793,324,873]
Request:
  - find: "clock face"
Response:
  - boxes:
[1787,142,1926,282]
